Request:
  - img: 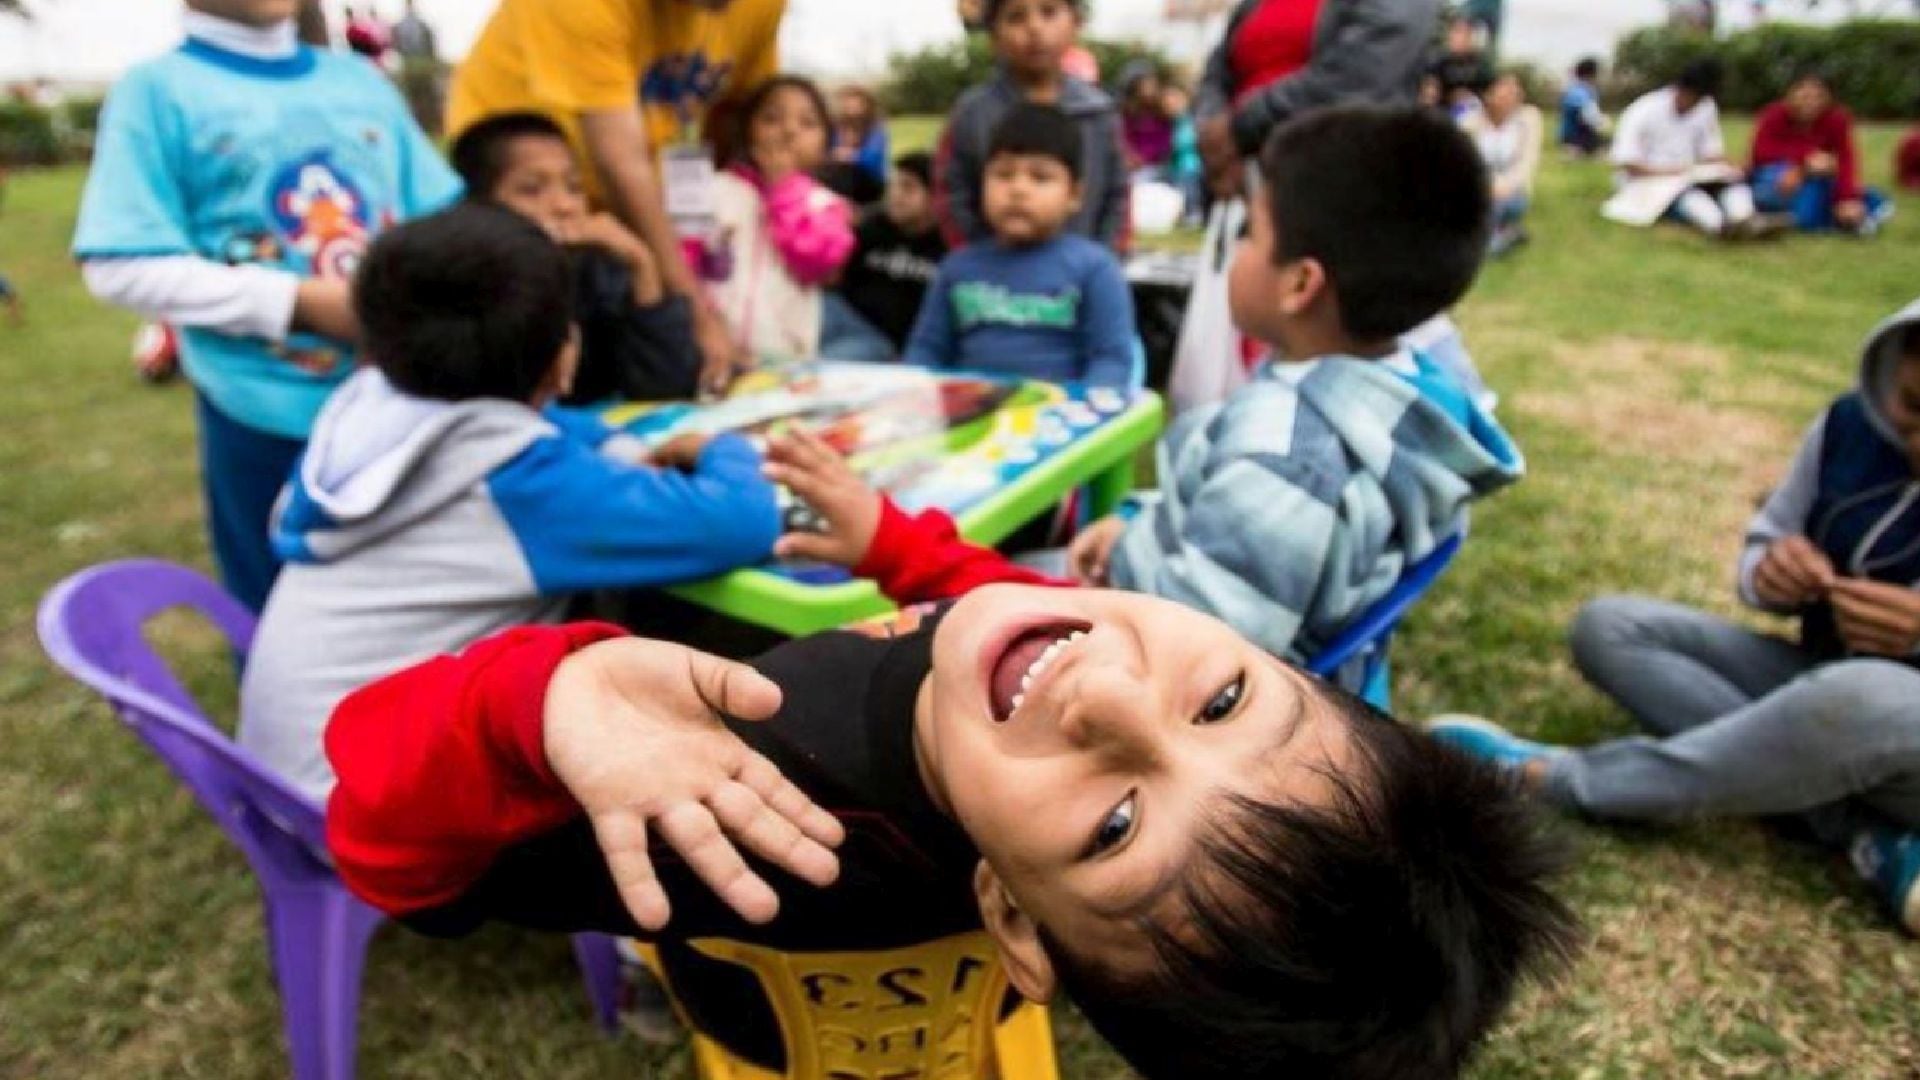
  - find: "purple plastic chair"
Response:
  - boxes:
[36,560,626,1080]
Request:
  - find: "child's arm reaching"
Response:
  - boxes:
[325,622,844,929]
[488,432,783,593]
[762,430,1067,603]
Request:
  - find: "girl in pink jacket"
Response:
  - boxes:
[704,76,855,363]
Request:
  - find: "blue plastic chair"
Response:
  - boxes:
[1306,532,1464,709]
[36,560,623,1080]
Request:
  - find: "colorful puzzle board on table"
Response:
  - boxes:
[602,362,1136,580]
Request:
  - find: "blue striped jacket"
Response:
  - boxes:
[1109,353,1523,686]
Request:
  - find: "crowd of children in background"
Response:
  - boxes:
[45,0,1920,1074]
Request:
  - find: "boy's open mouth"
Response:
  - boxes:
[987,620,1091,723]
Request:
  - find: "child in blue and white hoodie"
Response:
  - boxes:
[239,206,780,799]
[1433,299,1920,936]
[1067,107,1523,688]
[73,0,464,613]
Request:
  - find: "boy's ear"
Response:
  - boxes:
[973,860,1058,1003]
[1278,257,1329,318]
[1067,179,1085,216]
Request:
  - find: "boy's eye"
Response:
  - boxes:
[1198,674,1245,724]
[1087,793,1137,857]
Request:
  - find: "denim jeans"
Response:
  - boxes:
[1553,595,1920,843]
[819,293,899,363]
[1752,162,1892,232]
[195,392,305,614]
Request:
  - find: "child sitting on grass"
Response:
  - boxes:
[326,583,1576,1079]
[821,151,949,362]
[451,112,701,402]
[936,0,1129,251]
[1431,302,1920,936]
[1062,105,1521,686]
[705,75,855,363]
[239,204,780,800]
[903,104,1136,388]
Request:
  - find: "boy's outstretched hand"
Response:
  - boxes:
[1752,535,1835,609]
[1067,515,1129,585]
[763,429,880,568]
[543,638,845,932]
[1828,577,1920,658]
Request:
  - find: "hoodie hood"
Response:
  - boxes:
[272,367,552,564]
[1860,296,1920,448]
[1286,354,1525,512]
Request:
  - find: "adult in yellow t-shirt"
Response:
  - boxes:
[449,0,786,392]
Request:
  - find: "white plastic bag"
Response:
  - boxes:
[1169,197,1251,415]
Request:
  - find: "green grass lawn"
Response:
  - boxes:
[3,118,1919,1078]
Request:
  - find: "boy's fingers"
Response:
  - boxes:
[763,463,828,505]
[1833,592,1907,634]
[774,532,841,564]
[1783,544,1832,586]
[682,649,783,723]
[789,428,839,470]
[707,779,841,889]
[736,752,846,848]
[657,801,781,925]
[593,811,672,931]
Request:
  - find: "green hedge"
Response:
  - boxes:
[62,96,104,135]
[1614,21,1920,119]
[879,35,1174,116]
[0,102,59,166]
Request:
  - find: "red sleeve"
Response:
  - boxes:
[1828,107,1863,203]
[1901,129,1920,191]
[853,498,1071,604]
[325,621,628,916]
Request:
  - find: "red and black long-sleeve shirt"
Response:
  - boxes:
[324,503,1063,1066]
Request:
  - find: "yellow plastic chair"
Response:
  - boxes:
[635,933,1060,1080]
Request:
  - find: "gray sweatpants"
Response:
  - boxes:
[1552,595,1920,843]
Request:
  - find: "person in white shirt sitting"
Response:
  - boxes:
[1605,59,1781,240]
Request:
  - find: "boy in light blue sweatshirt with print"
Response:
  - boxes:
[73,0,464,613]
[903,104,1135,388]
[1068,106,1523,688]
[239,205,780,799]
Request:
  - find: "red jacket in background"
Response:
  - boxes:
[1749,101,1864,203]
[1897,127,1920,192]
[325,502,1066,916]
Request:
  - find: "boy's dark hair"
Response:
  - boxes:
[1573,57,1601,81]
[1676,58,1724,97]
[719,74,835,170]
[983,0,1084,26]
[448,111,569,198]
[353,203,574,403]
[1259,106,1490,341]
[1788,67,1832,92]
[987,103,1084,182]
[1043,684,1580,1080]
[894,151,934,189]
